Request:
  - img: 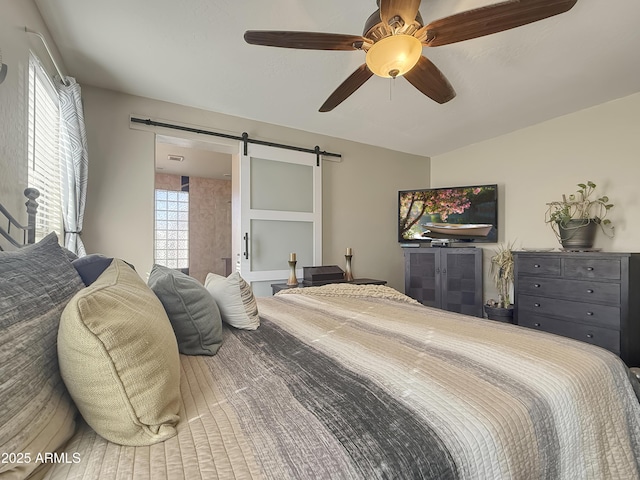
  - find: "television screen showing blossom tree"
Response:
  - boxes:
[398,184,498,243]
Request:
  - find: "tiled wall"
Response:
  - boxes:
[154,173,231,283]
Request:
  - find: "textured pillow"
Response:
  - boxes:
[204,272,259,330]
[0,232,84,479]
[58,259,181,446]
[71,253,114,285]
[148,264,223,355]
[72,253,135,286]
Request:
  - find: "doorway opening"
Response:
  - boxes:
[154,135,233,284]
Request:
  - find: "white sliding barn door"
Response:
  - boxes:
[236,143,322,296]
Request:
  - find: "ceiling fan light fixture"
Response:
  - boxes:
[365,34,422,78]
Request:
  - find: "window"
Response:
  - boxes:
[27,52,63,241]
[154,189,189,269]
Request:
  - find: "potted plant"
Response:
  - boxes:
[485,242,515,323]
[545,181,614,249]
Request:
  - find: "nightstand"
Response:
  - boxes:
[271,278,386,295]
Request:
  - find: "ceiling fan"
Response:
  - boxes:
[244,0,578,112]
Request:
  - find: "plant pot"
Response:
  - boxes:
[557,219,598,249]
[484,304,514,323]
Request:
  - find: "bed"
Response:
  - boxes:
[2,191,640,480]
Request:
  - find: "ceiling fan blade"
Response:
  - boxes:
[422,0,578,47]
[403,56,455,104]
[244,31,366,50]
[319,64,373,112]
[379,0,422,27]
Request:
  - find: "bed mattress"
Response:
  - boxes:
[45,284,640,479]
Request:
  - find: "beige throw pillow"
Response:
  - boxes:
[205,272,260,330]
[58,259,181,446]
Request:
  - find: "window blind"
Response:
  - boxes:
[27,52,63,242]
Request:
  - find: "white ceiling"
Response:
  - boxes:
[35,0,640,157]
[155,137,232,179]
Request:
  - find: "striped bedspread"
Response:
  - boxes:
[46,284,640,479]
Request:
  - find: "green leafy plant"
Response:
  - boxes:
[488,242,515,309]
[544,180,614,240]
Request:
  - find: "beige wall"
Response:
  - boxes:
[188,176,232,283]
[431,92,640,302]
[81,85,430,290]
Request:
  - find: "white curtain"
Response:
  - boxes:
[56,76,88,256]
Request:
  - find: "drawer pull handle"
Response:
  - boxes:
[587,289,594,294]
[534,264,541,268]
[534,303,541,307]
[534,323,541,327]
[586,334,594,339]
[534,283,541,288]
[587,267,594,271]
[586,312,594,316]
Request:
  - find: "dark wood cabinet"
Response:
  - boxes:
[404,247,483,317]
[514,251,640,366]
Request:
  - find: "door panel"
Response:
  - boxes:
[250,157,314,212]
[250,219,314,271]
[237,144,321,294]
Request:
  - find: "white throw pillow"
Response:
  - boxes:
[205,272,259,330]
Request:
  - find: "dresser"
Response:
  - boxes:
[513,251,640,366]
[404,247,483,317]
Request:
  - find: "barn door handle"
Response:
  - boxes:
[243,233,249,259]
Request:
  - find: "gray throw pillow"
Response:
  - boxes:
[0,232,85,479]
[72,253,114,285]
[148,264,223,355]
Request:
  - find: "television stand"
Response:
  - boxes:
[404,248,483,317]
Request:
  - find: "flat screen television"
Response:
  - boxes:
[398,184,498,244]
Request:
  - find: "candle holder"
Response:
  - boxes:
[344,254,354,282]
[287,260,298,286]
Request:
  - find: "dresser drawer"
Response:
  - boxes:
[517,294,621,329]
[518,314,620,354]
[564,258,621,280]
[518,276,621,305]
[517,256,561,276]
